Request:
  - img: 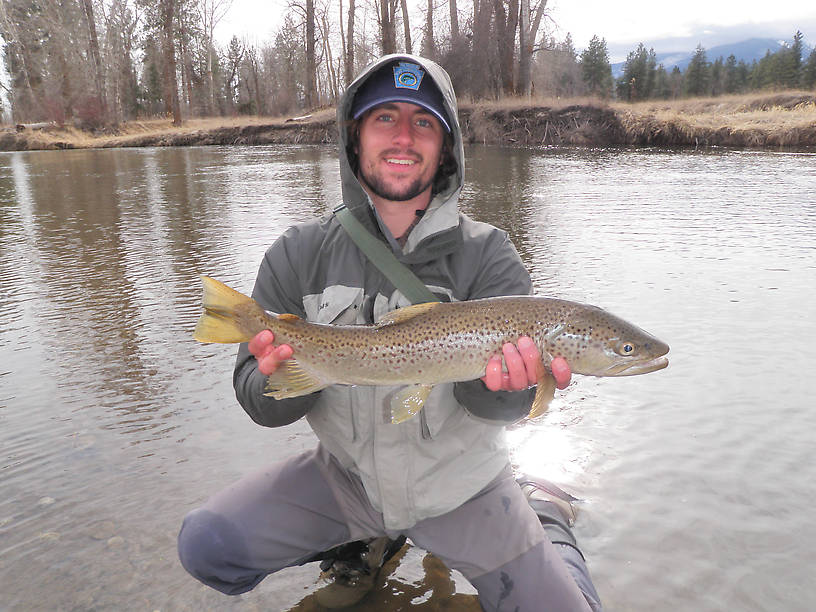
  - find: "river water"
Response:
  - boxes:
[1,144,814,611]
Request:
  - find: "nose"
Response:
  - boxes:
[392,116,415,146]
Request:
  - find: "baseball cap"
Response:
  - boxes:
[351,61,451,132]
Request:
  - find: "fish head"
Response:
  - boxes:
[542,303,670,377]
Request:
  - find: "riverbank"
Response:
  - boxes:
[3,91,815,151]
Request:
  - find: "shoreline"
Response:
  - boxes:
[3,91,815,152]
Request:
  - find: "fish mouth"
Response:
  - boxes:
[606,355,670,376]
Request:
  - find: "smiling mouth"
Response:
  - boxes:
[386,158,416,165]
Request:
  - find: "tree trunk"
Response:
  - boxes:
[321,12,339,100]
[449,0,459,40]
[518,0,547,96]
[303,0,315,106]
[518,0,531,95]
[305,0,316,108]
[199,1,235,115]
[400,0,412,54]
[421,0,433,58]
[178,14,195,113]
[495,0,518,95]
[345,0,355,85]
[81,0,107,119]
[471,0,493,98]
[379,0,397,55]
[161,0,182,124]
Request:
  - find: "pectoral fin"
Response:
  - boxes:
[528,361,556,419]
[390,384,434,424]
[263,360,328,398]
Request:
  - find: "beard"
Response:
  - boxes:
[357,155,438,202]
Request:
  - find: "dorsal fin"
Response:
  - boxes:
[376,302,441,327]
[277,313,301,322]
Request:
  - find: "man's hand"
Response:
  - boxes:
[248,330,294,376]
[481,336,572,391]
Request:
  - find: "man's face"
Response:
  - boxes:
[355,101,445,204]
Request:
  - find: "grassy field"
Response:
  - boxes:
[3,91,815,151]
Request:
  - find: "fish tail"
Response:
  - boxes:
[193,276,265,343]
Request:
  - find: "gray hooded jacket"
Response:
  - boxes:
[234,54,535,530]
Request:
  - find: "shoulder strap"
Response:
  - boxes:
[334,205,440,305]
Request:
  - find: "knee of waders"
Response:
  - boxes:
[177,508,258,595]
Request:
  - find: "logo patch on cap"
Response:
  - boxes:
[393,62,424,91]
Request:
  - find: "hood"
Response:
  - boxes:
[336,54,466,263]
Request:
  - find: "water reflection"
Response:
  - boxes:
[1,146,815,611]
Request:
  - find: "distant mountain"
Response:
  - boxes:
[610,37,790,79]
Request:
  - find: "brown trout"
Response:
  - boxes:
[194,276,669,423]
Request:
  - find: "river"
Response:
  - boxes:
[1,145,814,611]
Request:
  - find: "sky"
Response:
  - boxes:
[216,0,816,62]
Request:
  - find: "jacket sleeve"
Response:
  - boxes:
[453,227,537,424]
[233,228,322,427]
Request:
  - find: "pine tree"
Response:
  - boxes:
[787,30,804,88]
[579,35,613,98]
[751,51,775,89]
[710,57,724,96]
[802,48,816,90]
[617,43,657,101]
[724,54,740,94]
[653,65,670,99]
[684,44,710,97]
[669,66,683,98]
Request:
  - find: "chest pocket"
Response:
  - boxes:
[420,384,463,440]
[303,285,366,324]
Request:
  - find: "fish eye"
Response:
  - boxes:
[615,341,636,356]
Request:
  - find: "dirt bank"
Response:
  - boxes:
[3,92,815,152]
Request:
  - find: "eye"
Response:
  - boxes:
[416,117,433,128]
[615,341,636,356]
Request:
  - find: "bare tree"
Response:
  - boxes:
[518,0,547,95]
[494,0,518,95]
[81,0,108,119]
[305,0,316,106]
[0,0,45,121]
[449,0,459,41]
[318,9,339,101]
[161,0,182,124]
[176,1,196,114]
[101,0,141,122]
[420,0,433,58]
[470,0,494,98]
[243,42,264,113]
[400,0,411,55]
[344,0,355,85]
[197,0,232,115]
[378,0,397,55]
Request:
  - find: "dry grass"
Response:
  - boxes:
[2,91,814,150]
[617,91,816,130]
[461,95,611,113]
[610,91,816,147]
[1,108,337,149]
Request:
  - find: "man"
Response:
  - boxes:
[178,54,602,611]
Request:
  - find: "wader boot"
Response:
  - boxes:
[313,536,406,609]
